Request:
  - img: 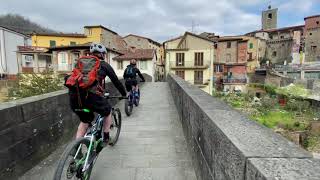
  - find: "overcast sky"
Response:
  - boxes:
[1,0,319,42]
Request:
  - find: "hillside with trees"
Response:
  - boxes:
[0,14,56,35]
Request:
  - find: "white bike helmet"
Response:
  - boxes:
[90,42,107,54]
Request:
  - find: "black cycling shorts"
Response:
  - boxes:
[125,79,138,92]
[69,91,111,124]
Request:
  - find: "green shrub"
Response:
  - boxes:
[285,99,310,113]
[257,96,277,112]
[8,71,64,99]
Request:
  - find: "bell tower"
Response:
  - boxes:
[262,5,278,30]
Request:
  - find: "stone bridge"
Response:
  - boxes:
[1,74,320,180]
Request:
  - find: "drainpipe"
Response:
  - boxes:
[0,29,7,75]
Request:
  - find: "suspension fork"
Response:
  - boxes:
[82,135,94,172]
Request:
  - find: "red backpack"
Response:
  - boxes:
[66,56,101,89]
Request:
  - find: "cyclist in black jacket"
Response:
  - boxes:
[123,59,145,96]
[66,43,126,144]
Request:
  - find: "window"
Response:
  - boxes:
[214,65,223,73]
[70,41,76,45]
[117,61,123,70]
[272,51,277,57]
[50,40,56,47]
[226,53,231,62]
[88,29,92,35]
[282,43,285,47]
[268,13,272,19]
[248,53,253,60]
[140,61,148,70]
[227,42,231,48]
[249,43,253,49]
[316,21,319,25]
[24,38,28,46]
[194,71,203,84]
[60,52,66,63]
[176,53,185,66]
[280,35,284,39]
[194,52,204,66]
[175,70,185,79]
[214,43,218,49]
[311,46,317,53]
[310,33,313,36]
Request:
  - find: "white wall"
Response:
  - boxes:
[111,58,155,81]
[0,27,30,75]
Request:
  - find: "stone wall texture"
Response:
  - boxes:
[167,73,320,180]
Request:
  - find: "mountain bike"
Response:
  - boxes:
[125,88,140,116]
[53,94,126,180]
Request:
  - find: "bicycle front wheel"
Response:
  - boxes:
[53,138,94,180]
[109,108,122,146]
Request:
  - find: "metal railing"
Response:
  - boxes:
[223,77,247,84]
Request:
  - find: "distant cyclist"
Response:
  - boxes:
[123,59,145,97]
[65,42,126,145]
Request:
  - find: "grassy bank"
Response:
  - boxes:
[214,90,320,153]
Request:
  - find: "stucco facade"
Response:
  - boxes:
[164,32,215,94]
[32,25,127,51]
[0,26,30,78]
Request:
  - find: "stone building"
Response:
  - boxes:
[123,34,161,80]
[213,37,248,92]
[304,15,320,62]
[241,36,267,73]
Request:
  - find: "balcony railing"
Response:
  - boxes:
[170,61,209,69]
[223,77,247,84]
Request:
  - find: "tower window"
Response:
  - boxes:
[268,13,272,19]
[272,51,277,57]
[317,21,319,25]
[227,42,231,48]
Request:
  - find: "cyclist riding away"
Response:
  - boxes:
[65,42,126,145]
[123,59,145,97]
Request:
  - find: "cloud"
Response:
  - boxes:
[0,0,318,41]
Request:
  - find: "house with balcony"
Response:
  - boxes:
[164,32,215,94]
[48,43,122,74]
[16,46,52,74]
[214,37,248,92]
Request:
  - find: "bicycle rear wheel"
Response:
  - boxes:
[53,138,94,180]
[109,108,122,146]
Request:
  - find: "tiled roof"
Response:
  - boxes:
[123,34,161,46]
[17,46,48,52]
[185,31,217,43]
[84,25,118,35]
[47,43,123,54]
[304,15,320,20]
[112,35,128,51]
[32,32,87,38]
[163,36,183,44]
[246,25,304,34]
[113,49,155,60]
